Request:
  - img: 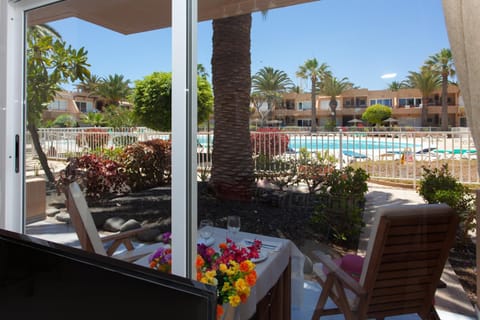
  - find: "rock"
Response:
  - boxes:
[303,255,313,274]
[46,208,60,217]
[136,228,162,242]
[55,212,70,223]
[120,219,141,232]
[103,217,126,232]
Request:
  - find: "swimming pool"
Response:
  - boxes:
[287,136,415,152]
[197,133,417,154]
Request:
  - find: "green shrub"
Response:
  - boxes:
[52,114,78,128]
[121,139,172,191]
[418,164,476,242]
[254,154,297,191]
[312,166,369,248]
[296,148,337,194]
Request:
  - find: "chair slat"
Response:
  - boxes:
[376,268,434,281]
[378,258,438,272]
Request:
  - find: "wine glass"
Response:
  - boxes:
[227,215,241,242]
[199,219,214,242]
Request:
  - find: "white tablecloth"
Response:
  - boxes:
[135,227,305,319]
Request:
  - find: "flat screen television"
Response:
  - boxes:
[0,229,217,319]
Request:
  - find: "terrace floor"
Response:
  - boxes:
[26,182,477,320]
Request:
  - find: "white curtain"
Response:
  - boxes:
[442,0,480,310]
[443,0,480,163]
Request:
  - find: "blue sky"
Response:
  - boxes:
[48,0,450,91]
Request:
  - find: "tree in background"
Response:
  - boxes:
[76,74,103,95]
[132,72,213,131]
[320,75,354,125]
[361,104,392,126]
[80,112,106,127]
[27,25,90,182]
[425,48,456,131]
[406,69,442,126]
[251,66,293,125]
[386,80,407,91]
[296,59,330,132]
[103,105,139,128]
[51,114,78,128]
[95,74,131,106]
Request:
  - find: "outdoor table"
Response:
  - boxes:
[134,227,305,320]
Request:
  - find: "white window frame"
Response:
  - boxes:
[0,0,198,279]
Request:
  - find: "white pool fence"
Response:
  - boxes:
[27,127,479,186]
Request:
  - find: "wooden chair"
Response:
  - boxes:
[311,203,458,320]
[66,182,160,262]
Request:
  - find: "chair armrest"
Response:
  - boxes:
[312,250,366,297]
[100,226,155,242]
[101,226,158,256]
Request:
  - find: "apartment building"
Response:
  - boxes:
[267,85,464,128]
[42,91,99,123]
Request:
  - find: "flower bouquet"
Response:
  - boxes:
[149,236,262,320]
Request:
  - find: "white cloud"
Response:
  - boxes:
[381,73,397,79]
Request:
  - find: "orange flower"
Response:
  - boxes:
[240,294,248,303]
[216,304,224,320]
[239,260,250,272]
[219,242,227,250]
[245,270,257,286]
[196,255,205,268]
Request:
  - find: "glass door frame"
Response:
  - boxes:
[0,0,199,278]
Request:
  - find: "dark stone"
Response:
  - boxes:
[46,208,60,217]
[55,212,70,223]
[103,217,126,232]
[136,228,162,242]
[120,219,141,232]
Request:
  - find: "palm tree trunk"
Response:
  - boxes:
[311,78,317,132]
[210,14,254,201]
[422,97,429,127]
[27,123,55,183]
[441,74,449,131]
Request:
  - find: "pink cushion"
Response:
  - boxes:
[323,254,364,281]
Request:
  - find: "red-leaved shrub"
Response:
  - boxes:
[56,154,128,200]
[121,139,172,191]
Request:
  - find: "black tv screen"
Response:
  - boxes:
[0,229,216,319]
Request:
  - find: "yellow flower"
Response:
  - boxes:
[222,282,231,292]
[234,278,250,294]
[228,294,241,307]
[219,263,228,273]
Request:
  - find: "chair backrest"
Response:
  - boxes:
[359,203,458,318]
[67,182,107,256]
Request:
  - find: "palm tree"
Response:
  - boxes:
[296,59,330,132]
[210,14,254,201]
[251,66,293,125]
[197,64,209,79]
[425,49,456,131]
[320,75,354,123]
[76,74,102,94]
[387,81,407,91]
[95,74,131,106]
[81,112,105,127]
[406,69,442,126]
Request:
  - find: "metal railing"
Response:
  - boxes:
[27,127,478,186]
